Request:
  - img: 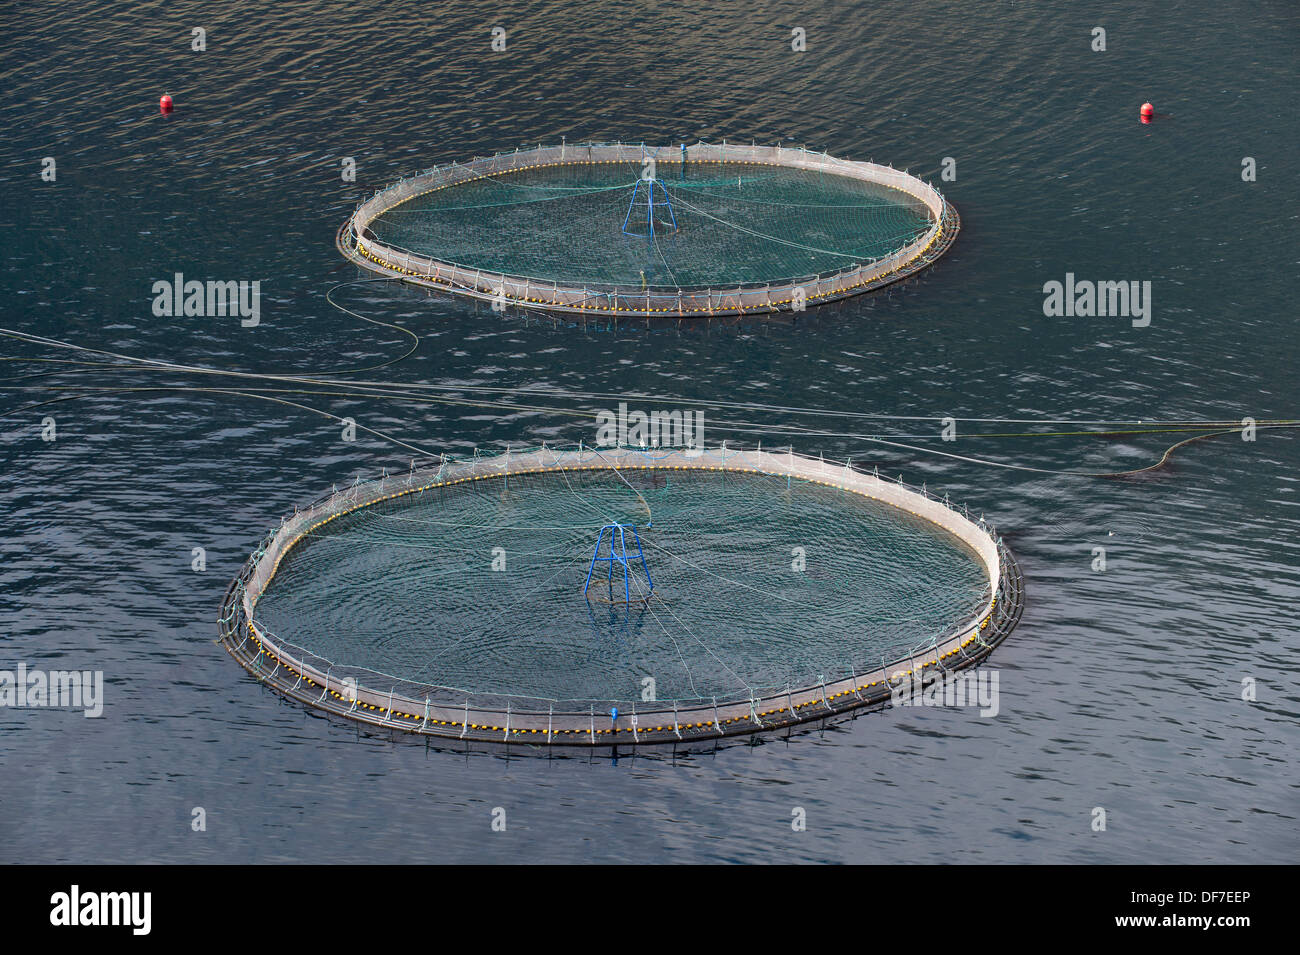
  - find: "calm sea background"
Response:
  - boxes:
[0,1,1296,863]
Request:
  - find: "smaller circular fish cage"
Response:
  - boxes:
[337,142,960,318]
[218,446,1022,747]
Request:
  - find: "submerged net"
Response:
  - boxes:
[252,466,989,704]
[368,162,934,289]
[339,142,959,317]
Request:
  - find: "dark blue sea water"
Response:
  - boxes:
[1,1,1296,863]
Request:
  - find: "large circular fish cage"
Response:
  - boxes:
[219,446,1023,747]
[337,142,960,318]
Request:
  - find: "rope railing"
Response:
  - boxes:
[219,444,1019,744]
[229,556,1005,719]
[221,550,1021,744]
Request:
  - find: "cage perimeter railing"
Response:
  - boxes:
[218,444,1023,746]
[336,142,960,318]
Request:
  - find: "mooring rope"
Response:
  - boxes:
[3,324,1295,479]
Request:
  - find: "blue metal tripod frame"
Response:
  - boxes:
[621,178,678,236]
[583,523,654,603]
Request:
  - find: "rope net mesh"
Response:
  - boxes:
[339,143,958,317]
[368,162,933,289]
[251,461,989,706]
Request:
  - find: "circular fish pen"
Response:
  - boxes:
[219,446,1023,746]
[337,142,960,318]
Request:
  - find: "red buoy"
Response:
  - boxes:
[1140,101,1154,124]
[160,94,173,113]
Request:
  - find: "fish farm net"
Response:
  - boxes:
[219,447,1023,746]
[338,142,959,318]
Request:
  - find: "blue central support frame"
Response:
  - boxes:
[621,179,678,236]
[584,523,654,603]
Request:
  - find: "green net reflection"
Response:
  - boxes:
[253,468,988,705]
[367,162,934,288]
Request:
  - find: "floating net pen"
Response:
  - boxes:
[219,446,1022,746]
[337,142,960,318]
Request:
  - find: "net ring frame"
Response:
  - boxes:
[335,141,961,318]
[218,445,1024,747]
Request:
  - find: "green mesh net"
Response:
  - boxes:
[252,466,989,705]
[367,161,934,289]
